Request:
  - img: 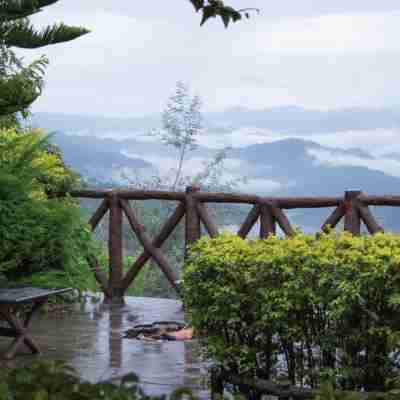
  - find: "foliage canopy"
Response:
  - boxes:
[0,0,89,118]
[0,360,199,400]
[183,231,400,394]
[189,0,259,27]
[0,128,97,291]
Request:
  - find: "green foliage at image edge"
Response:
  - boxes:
[182,230,400,395]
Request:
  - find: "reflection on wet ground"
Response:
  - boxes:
[0,297,210,399]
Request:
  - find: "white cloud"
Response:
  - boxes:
[308,147,400,177]
[304,129,400,156]
[249,12,400,54]
[21,5,400,116]
[122,150,283,193]
[240,177,284,194]
[198,127,285,148]
[198,127,400,161]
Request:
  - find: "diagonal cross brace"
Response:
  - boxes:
[269,204,294,237]
[86,198,112,297]
[0,299,46,359]
[120,199,180,292]
[237,204,260,238]
[89,198,109,231]
[196,202,219,237]
[321,202,346,231]
[122,202,185,291]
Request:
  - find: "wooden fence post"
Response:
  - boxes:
[185,186,201,258]
[260,203,276,238]
[344,190,362,235]
[107,192,124,303]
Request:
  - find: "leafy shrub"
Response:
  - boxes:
[0,360,198,400]
[0,128,97,292]
[182,231,400,392]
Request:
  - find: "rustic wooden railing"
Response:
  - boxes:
[210,368,386,400]
[70,187,397,303]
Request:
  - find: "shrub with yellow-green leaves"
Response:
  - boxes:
[0,127,79,198]
[0,127,97,292]
[182,231,400,393]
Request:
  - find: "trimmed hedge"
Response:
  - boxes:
[182,231,400,393]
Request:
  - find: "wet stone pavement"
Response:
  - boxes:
[0,296,210,399]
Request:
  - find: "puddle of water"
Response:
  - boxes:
[0,297,210,399]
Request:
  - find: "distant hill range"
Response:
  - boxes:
[206,106,400,133]
[33,106,400,134]
[32,108,400,232]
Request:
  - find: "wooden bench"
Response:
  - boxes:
[0,287,72,359]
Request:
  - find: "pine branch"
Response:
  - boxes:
[0,57,47,116]
[4,21,89,48]
[0,0,58,22]
[0,81,39,115]
[0,1,89,116]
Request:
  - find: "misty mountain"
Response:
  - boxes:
[50,132,154,185]
[32,112,160,135]
[33,106,400,136]
[232,138,398,196]
[50,131,400,199]
[206,106,400,134]
[37,110,400,232]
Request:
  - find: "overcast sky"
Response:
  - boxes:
[23,0,400,117]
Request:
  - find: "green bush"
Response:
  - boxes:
[0,360,198,400]
[182,231,400,393]
[0,128,97,292]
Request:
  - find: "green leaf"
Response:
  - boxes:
[189,0,204,12]
[231,10,242,22]
[200,5,217,26]
[33,389,49,400]
[170,387,199,400]
[220,9,231,28]
[0,0,58,22]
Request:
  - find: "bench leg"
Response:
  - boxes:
[0,300,46,359]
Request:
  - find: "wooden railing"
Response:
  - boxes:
[210,368,385,400]
[71,187,398,303]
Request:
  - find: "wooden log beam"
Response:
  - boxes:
[196,203,219,237]
[357,204,384,234]
[194,192,260,204]
[237,205,260,238]
[108,194,124,301]
[344,190,361,235]
[122,203,185,291]
[276,197,342,209]
[321,203,345,231]
[270,205,294,236]
[70,189,112,198]
[185,186,201,257]
[117,189,185,201]
[120,199,179,292]
[359,195,400,207]
[89,199,109,231]
[218,371,385,400]
[259,204,276,237]
[73,188,341,208]
[194,192,341,208]
[71,189,185,201]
